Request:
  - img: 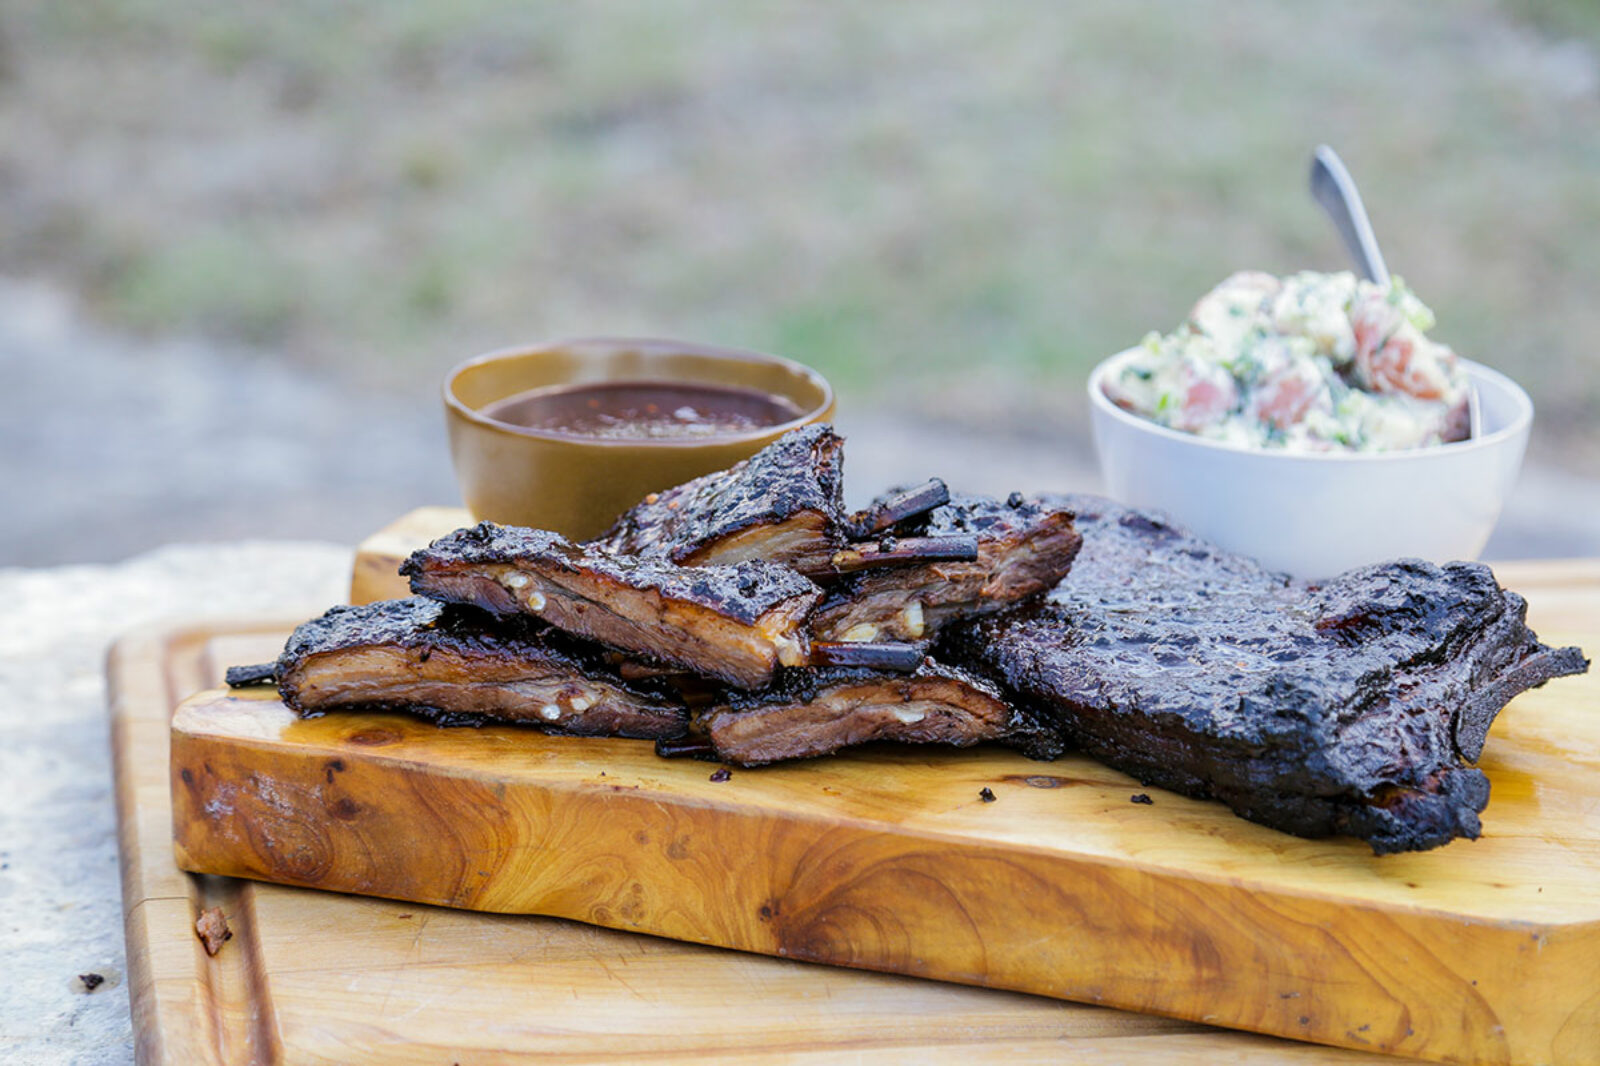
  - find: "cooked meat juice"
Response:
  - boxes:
[483,381,803,440]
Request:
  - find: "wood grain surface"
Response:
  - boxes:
[110,621,1410,1064]
[349,506,464,604]
[158,562,1600,1066]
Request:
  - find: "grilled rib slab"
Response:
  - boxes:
[810,494,1081,643]
[276,598,687,738]
[943,495,1590,853]
[402,522,820,689]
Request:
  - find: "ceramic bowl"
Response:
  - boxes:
[1087,351,1532,578]
[445,337,834,540]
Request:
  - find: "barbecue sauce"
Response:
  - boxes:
[483,381,802,440]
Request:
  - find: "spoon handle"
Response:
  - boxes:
[1309,145,1390,288]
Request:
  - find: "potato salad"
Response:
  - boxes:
[1103,271,1470,451]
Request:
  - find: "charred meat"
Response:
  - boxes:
[590,423,848,572]
[943,495,1590,854]
[592,428,968,577]
[810,494,1081,643]
[690,659,1054,767]
[275,598,688,739]
[402,523,820,689]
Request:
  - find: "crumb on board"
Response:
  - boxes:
[709,767,732,782]
[978,787,997,803]
[196,906,233,955]
[1131,793,1154,805]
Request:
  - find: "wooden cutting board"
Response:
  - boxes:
[152,552,1600,1065]
[113,619,1413,1064]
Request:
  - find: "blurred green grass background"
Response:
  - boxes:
[4,1,1597,468]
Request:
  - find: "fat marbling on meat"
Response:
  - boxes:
[401,522,821,690]
[690,658,1056,767]
[274,597,688,739]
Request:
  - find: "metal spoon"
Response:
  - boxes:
[1309,145,1480,438]
[1310,145,1390,288]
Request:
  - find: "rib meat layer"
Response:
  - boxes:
[590,423,846,572]
[276,597,688,739]
[402,522,820,689]
[696,659,1054,767]
[810,494,1081,643]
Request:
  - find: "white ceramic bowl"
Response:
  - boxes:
[1087,351,1533,579]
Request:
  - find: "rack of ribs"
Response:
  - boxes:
[269,597,688,739]
[401,522,821,689]
[942,495,1590,854]
[673,659,1057,767]
[810,494,1082,643]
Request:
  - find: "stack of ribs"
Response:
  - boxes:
[236,425,1587,853]
[252,424,1080,767]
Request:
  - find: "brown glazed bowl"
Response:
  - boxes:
[444,337,835,540]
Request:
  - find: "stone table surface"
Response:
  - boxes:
[0,542,353,1066]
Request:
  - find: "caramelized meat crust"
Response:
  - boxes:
[402,523,821,689]
[276,598,688,739]
[695,659,1055,767]
[590,423,847,572]
[942,495,1590,853]
[810,494,1081,643]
